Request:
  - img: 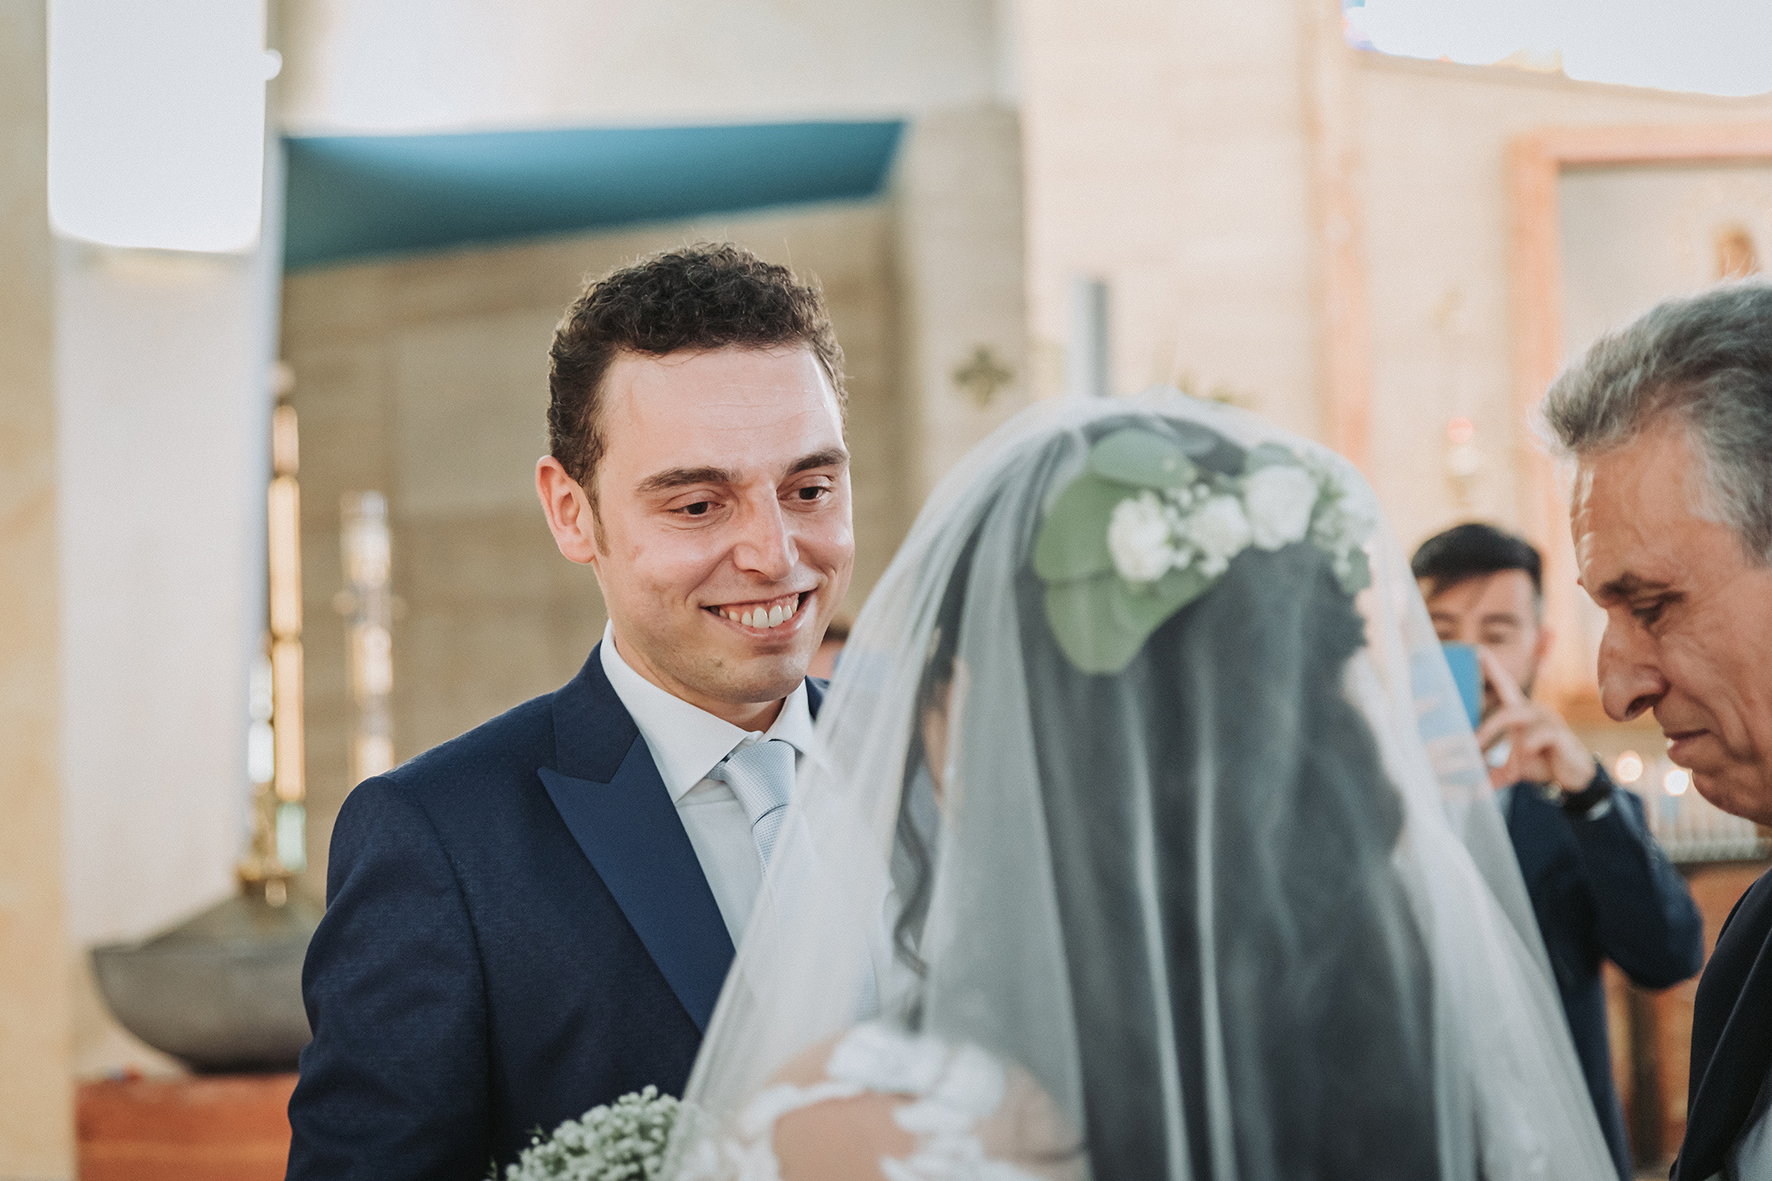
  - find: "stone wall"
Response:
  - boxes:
[893,105,1033,507]
[1017,0,1323,436]
[1352,51,1772,551]
[1016,0,1772,558]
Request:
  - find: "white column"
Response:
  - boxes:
[0,0,75,1171]
[54,155,282,1073]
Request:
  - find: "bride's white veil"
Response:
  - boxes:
[667,392,1615,1180]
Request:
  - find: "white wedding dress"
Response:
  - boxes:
[680,1022,1076,1181]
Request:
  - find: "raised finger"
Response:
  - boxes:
[1475,703,1537,749]
[1477,646,1528,710]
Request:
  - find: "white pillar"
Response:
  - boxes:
[54,153,282,1073]
[0,0,75,1171]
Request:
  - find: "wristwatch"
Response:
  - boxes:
[1540,759,1612,817]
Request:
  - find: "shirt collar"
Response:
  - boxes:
[599,621,813,803]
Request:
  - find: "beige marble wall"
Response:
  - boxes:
[0,2,74,1175]
[893,105,1033,507]
[1017,0,1323,438]
[1352,52,1772,553]
[1560,162,1772,357]
[1015,0,1772,556]
[282,201,907,890]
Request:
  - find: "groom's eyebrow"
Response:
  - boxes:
[635,448,848,495]
[635,465,738,494]
[786,447,849,475]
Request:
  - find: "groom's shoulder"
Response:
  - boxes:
[345,648,619,828]
[336,690,559,830]
[392,691,558,788]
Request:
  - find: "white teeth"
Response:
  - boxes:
[720,596,800,628]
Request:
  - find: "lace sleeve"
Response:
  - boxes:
[698,1023,1081,1181]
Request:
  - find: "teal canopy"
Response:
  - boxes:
[283,120,905,270]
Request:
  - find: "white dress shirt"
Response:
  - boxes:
[598,622,813,946]
[1728,1072,1772,1180]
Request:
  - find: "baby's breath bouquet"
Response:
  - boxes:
[498,1086,679,1181]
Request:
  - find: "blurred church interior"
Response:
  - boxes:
[6,0,1772,1176]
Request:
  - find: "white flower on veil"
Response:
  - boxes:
[1106,491,1178,583]
[1243,463,1318,550]
[1187,494,1253,576]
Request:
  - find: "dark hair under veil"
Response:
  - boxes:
[893,422,1440,1180]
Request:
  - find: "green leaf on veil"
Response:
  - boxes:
[1244,442,1300,472]
[1031,473,1123,581]
[1164,419,1246,472]
[1086,429,1198,489]
[1336,546,1372,596]
[1043,565,1211,675]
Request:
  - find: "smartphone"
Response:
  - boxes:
[1442,642,1483,731]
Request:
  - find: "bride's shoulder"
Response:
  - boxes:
[757,1022,1081,1181]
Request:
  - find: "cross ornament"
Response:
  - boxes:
[952,345,1015,408]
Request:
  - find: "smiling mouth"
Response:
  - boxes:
[706,592,808,631]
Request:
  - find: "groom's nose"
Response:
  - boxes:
[729,497,796,582]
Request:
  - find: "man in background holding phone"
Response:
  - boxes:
[1414,522,1702,1181]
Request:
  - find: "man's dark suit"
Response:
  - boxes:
[286,646,824,1180]
[1504,773,1703,1180]
[1671,868,1772,1181]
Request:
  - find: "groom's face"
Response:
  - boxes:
[565,345,853,726]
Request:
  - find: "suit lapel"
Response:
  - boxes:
[540,752,733,1032]
[540,652,831,1033]
[541,647,735,1032]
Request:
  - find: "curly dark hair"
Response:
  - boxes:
[546,242,846,495]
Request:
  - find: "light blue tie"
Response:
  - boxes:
[709,739,797,867]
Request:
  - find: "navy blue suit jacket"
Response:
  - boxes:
[286,646,824,1180]
[1504,774,1703,1180]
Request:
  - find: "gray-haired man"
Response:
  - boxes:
[1543,283,1772,1181]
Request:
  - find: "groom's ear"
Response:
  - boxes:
[537,456,601,567]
